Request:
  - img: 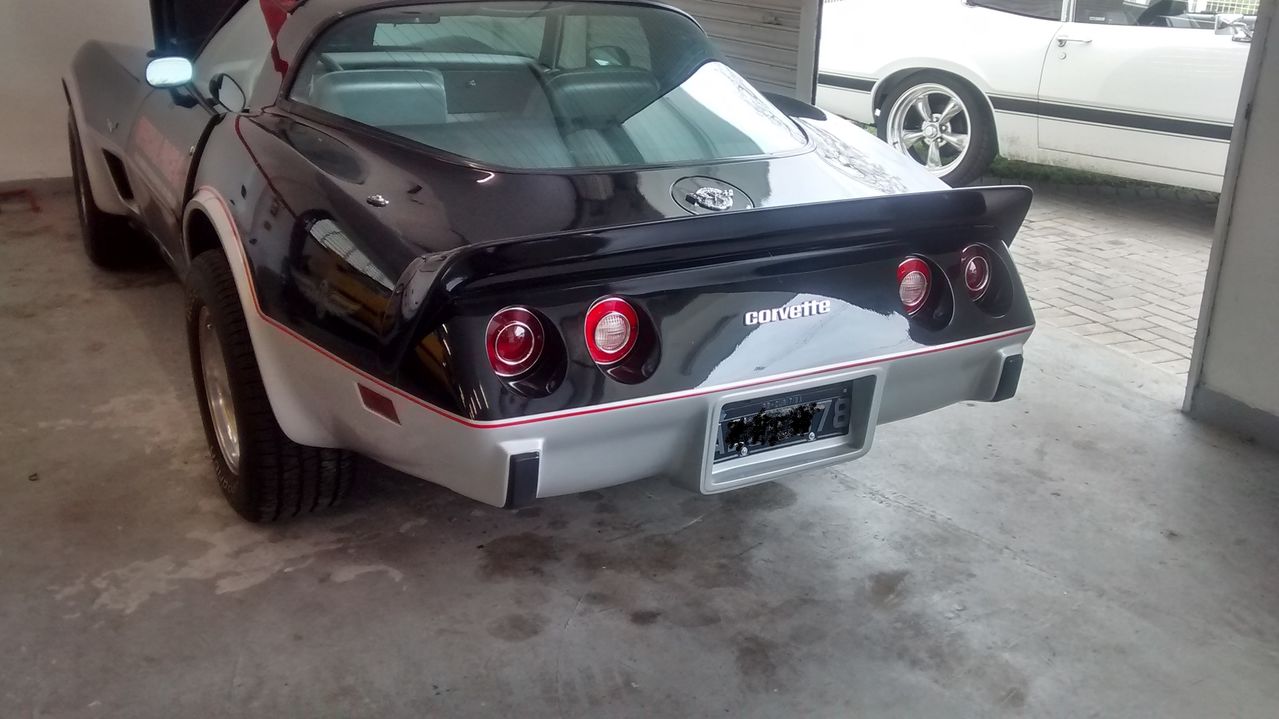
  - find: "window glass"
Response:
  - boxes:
[289,2,808,170]
[195,3,272,103]
[372,16,547,56]
[1073,0,1253,27]
[968,0,1062,20]
[558,16,652,69]
[158,1,241,57]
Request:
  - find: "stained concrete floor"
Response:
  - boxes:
[3,192,1279,719]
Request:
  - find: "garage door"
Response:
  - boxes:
[667,0,821,101]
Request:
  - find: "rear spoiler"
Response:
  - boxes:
[380,185,1031,365]
[437,185,1028,292]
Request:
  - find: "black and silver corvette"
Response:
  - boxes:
[65,0,1035,522]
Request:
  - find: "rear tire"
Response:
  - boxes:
[67,110,142,268]
[186,250,356,522]
[876,72,997,187]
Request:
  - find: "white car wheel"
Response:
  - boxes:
[877,74,997,187]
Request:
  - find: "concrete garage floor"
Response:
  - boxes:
[3,191,1279,719]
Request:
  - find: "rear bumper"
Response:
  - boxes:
[502,328,1028,502]
[316,327,1031,507]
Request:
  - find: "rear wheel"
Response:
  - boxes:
[67,110,142,268]
[187,250,357,522]
[877,73,997,187]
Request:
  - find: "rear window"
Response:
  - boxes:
[289,1,808,170]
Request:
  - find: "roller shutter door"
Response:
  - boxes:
[667,0,821,101]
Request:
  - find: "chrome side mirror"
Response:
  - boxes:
[209,72,248,113]
[1214,13,1253,42]
[146,57,194,89]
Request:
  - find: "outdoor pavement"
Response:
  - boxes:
[986,176,1217,376]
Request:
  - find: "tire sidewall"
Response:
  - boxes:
[877,73,996,187]
[67,114,96,254]
[186,254,262,521]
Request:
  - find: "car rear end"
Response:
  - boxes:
[248,0,1034,506]
[358,187,1034,505]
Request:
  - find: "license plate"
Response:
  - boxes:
[713,381,855,463]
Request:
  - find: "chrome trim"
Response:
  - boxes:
[494,321,537,367]
[886,82,972,177]
[198,306,241,473]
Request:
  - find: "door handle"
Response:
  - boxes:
[1057,36,1093,47]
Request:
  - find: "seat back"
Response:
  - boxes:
[311,68,448,128]
[545,68,660,128]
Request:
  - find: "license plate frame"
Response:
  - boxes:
[713,382,854,463]
[699,368,884,494]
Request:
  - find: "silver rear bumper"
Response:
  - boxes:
[248,306,1030,507]
[515,329,1027,500]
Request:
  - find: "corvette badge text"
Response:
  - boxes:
[744,300,832,326]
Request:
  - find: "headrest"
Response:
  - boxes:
[311,68,448,127]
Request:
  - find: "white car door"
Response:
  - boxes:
[1036,0,1249,190]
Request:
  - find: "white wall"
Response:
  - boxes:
[1186,2,1279,448]
[0,0,151,183]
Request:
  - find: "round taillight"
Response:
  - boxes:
[486,307,544,378]
[897,257,932,316]
[962,245,991,300]
[584,297,639,365]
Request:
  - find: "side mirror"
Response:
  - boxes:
[146,57,194,89]
[209,72,248,113]
[587,45,631,68]
[1214,14,1254,42]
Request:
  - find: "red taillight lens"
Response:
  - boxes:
[897,257,931,316]
[584,297,639,365]
[961,245,991,300]
[486,307,544,378]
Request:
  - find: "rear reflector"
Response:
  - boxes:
[961,245,991,300]
[357,384,400,424]
[486,307,545,378]
[897,257,931,316]
[585,297,639,365]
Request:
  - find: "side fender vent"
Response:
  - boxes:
[101,151,134,201]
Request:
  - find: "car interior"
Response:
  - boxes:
[288,5,805,170]
[1079,0,1249,27]
[300,50,664,168]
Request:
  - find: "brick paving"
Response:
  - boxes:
[988,177,1217,375]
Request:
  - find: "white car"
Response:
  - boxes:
[817,0,1254,190]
